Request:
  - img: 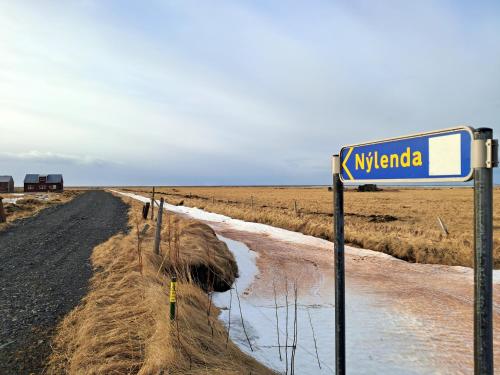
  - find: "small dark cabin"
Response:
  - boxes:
[0,176,14,193]
[24,174,64,192]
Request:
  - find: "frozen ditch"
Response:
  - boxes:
[213,235,439,374]
[112,190,500,373]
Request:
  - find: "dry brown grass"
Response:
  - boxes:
[0,191,81,230]
[47,196,273,375]
[122,186,500,268]
[165,216,238,291]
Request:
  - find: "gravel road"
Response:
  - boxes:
[0,190,129,374]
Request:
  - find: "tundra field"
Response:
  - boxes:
[122,186,500,268]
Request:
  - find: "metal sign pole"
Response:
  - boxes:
[332,155,346,374]
[336,125,497,374]
[473,128,495,375]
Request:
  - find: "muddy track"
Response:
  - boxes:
[0,190,129,374]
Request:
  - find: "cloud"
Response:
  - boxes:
[0,151,108,166]
[0,1,499,185]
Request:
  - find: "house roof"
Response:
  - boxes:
[0,176,13,183]
[24,174,39,183]
[47,174,63,183]
[24,174,63,183]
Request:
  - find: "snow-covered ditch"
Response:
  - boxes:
[213,235,441,374]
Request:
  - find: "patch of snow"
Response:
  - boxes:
[2,194,24,204]
[494,272,500,284]
[214,235,259,298]
[3,193,51,204]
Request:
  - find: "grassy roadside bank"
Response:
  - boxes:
[47,195,273,374]
[121,186,500,268]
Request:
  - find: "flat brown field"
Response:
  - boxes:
[123,186,500,268]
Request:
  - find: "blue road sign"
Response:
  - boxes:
[340,127,474,183]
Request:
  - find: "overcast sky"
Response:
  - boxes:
[0,0,499,185]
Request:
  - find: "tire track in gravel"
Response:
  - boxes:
[0,190,129,375]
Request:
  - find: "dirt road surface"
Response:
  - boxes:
[0,191,129,374]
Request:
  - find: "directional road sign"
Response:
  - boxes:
[340,127,474,183]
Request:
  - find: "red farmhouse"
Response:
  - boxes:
[24,174,64,192]
[0,176,14,193]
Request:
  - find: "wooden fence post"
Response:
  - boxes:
[153,198,164,255]
[151,187,155,221]
[142,202,150,220]
[437,216,449,236]
[0,197,6,223]
[294,200,298,216]
[251,196,254,209]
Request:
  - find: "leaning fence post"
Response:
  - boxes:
[0,197,5,223]
[437,216,449,236]
[153,198,164,255]
[150,187,155,221]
